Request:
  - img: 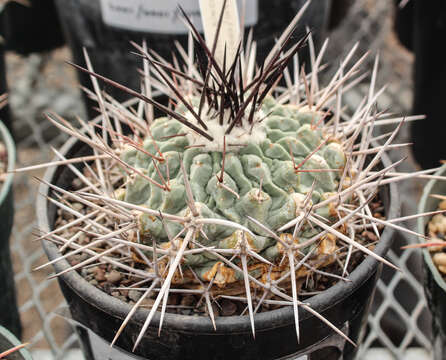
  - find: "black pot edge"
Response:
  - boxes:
[417,164,446,292]
[36,135,399,334]
[0,326,32,360]
[0,120,15,208]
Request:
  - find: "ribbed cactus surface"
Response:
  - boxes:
[120,97,346,283]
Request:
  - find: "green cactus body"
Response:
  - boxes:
[120,97,346,282]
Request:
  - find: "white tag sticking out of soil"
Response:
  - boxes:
[199,0,241,68]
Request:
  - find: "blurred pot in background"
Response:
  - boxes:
[53,0,332,118]
[394,0,446,169]
[0,0,65,55]
[417,165,446,360]
[0,0,66,133]
[0,120,20,339]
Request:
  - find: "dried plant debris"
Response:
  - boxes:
[17,1,446,352]
[409,197,446,277]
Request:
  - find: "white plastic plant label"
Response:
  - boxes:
[199,0,241,68]
[99,0,258,34]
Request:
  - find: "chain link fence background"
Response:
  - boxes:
[5,0,433,358]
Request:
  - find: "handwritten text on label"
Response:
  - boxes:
[100,0,258,34]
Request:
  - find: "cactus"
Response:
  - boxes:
[124,102,342,245]
[116,97,348,292]
[23,1,438,352]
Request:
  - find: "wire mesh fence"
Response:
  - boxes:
[5,0,434,358]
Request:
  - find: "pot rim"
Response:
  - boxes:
[36,135,399,334]
[0,120,15,208]
[0,325,33,360]
[417,163,446,293]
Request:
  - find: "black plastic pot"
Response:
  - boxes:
[0,325,32,360]
[37,135,399,360]
[0,0,65,55]
[0,120,21,339]
[53,0,332,118]
[408,1,446,169]
[417,164,446,360]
